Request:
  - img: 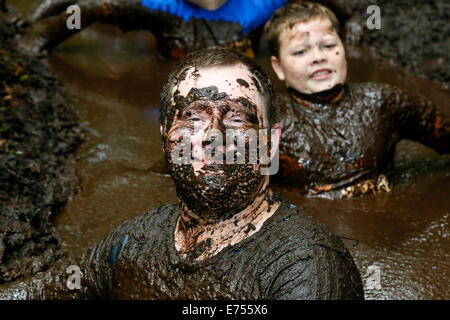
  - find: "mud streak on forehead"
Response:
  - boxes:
[171,66,263,101]
[169,66,266,126]
[176,87,258,114]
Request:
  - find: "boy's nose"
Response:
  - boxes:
[311,48,327,64]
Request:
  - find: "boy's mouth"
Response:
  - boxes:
[310,69,332,80]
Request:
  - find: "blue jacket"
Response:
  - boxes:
[141,0,287,34]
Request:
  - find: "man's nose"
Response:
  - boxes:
[202,134,222,148]
[202,117,225,146]
[208,117,225,131]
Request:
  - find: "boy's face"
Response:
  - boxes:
[271,18,347,94]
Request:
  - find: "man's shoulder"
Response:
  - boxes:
[106,203,179,241]
[252,201,363,299]
[261,201,348,255]
[275,91,296,118]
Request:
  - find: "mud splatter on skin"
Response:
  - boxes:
[276,83,450,198]
[174,86,228,108]
[168,162,264,221]
[244,223,256,233]
[165,85,265,221]
[250,76,262,94]
[166,86,260,140]
[236,78,250,88]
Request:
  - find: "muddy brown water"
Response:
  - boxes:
[10,1,450,299]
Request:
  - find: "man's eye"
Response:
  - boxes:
[189,117,202,122]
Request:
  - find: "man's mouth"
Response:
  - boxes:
[191,158,225,175]
[310,69,332,80]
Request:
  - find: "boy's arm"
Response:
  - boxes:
[394,87,450,154]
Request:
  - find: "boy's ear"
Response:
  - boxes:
[271,56,286,81]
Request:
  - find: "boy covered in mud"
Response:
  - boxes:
[264,1,450,199]
[0,49,363,299]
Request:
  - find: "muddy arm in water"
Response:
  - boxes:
[21,0,172,55]
[0,236,115,300]
[394,87,450,154]
[30,0,77,22]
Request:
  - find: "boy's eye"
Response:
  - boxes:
[294,50,306,56]
[324,44,336,49]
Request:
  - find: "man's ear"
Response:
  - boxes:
[271,56,286,81]
[259,122,281,176]
[160,125,165,151]
[270,123,281,162]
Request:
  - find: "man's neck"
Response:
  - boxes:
[187,0,228,11]
[174,178,281,261]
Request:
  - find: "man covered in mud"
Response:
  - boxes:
[264,1,450,199]
[20,0,354,59]
[0,49,363,299]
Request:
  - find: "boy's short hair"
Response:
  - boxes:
[160,48,277,142]
[264,0,341,57]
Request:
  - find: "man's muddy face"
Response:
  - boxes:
[271,18,347,94]
[164,65,269,218]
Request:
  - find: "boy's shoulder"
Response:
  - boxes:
[347,81,405,99]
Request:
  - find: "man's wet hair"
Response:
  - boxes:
[264,0,341,58]
[160,48,277,142]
